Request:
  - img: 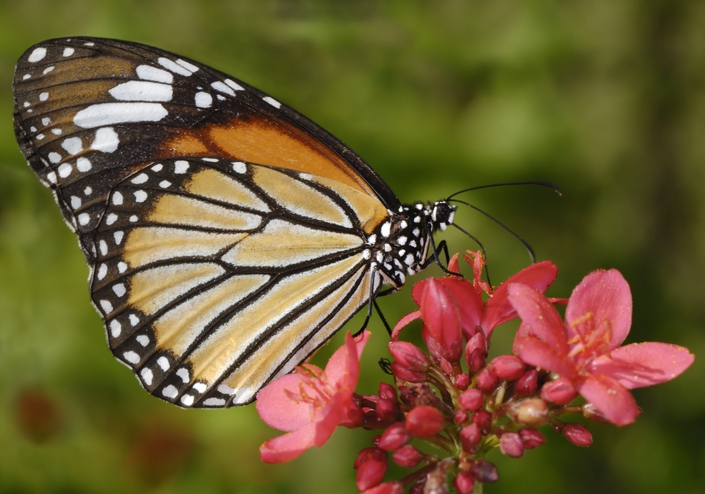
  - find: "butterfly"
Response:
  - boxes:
[12,37,456,408]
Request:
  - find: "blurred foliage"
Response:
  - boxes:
[1,1,704,493]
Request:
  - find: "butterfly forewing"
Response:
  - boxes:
[13,37,452,407]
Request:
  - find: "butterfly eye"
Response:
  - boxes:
[13,37,455,408]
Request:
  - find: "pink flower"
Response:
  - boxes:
[510,269,694,426]
[257,331,369,463]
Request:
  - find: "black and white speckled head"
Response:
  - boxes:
[366,200,456,289]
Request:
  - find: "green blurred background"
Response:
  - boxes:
[1,1,703,493]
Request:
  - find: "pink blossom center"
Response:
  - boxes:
[567,311,613,366]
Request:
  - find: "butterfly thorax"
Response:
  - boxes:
[367,200,456,289]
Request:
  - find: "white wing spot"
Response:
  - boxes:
[129,215,138,222]
[151,163,163,172]
[176,368,190,383]
[157,356,170,371]
[225,79,244,91]
[76,158,92,172]
[42,118,51,125]
[91,127,119,153]
[70,196,82,210]
[140,368,153,385]
[114,231,124,245]
[134,190,148,203]
[109,319,121,338]
[136,65,173,84]
[118,262,128,273]
[195,91,213,108]
[192,383,207,393]
[100,299,114,314]
[109,81,173,102]
[62,47,75,57]
[112,191,123,205]
[129,314,140,326]
[162,385,178,399]
[84,186,92,196]
[74,103,167,128]
[43,66,55,74]
[176,59,199,73]
[159,180,171,188]
[36,134,45,141]
[204,397,226,407]
[28,47,47,62]
[48,152,62,164]
[47,171,57,184]
[39,92,49,101]
[112,283,126,297]
[51,128,62,135]
[99,240,108,255]
[158,57,194,76]
[232,161,247,174]
[217,384,236,395]
[131,173,148,184]
[136,335,149,347]
[22,74,31,80]
[174,160,189,174]
[123,351,140,364]
[263,96,281,108]
[58,163,72,178]
[97,263,108,280]
[210,81,235,96]
[61,137,83,155]
[180,395,195,406]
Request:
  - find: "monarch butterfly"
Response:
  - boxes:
[12,37,456,408]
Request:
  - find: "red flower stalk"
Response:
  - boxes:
[257,331,369,463]
[510,269,694,425]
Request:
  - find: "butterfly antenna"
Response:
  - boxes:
[450,200,536,263]
[447,181,562,201]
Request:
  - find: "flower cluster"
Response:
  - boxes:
[256,252,694,493]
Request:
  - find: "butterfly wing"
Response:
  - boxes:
[13,37,398,406]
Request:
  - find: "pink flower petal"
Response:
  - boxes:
[577,373,640,426]
[438,277,484,337]
[256,372,321,431]
[508,284,569,353]
[483,261,558,334]
[391,311,422,340]
[260,421,318,463]
[566,269,632,348]
[589,342,694,389]
[418,279,463,362]
[513,331,577,379]
[322,331,370,388]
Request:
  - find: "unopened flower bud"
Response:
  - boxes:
[388,342,430,372]
[514,369,538,397]
[379,382,398,401]
[470,459,499,483]
[476,368,499,393]
[454,471,475,494]
[508,398,548,427]
[390,362,427,383]
[519,428,545,449]
[440,357,454,375]
[405,406,445,438]
[454,409,468,424]
[378,422,411,451]
[467,349,487,374]
[355,448,388,491]
[459,388,484,412]
[376,397,400,423]
[562,423,593,447]
[541,377,578,405]
[460,423,482,452]
[391,445,423,468]
[488,355,525,381]
[472,409,492,433]
[454,373,470,390]
[499,432,524,458]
